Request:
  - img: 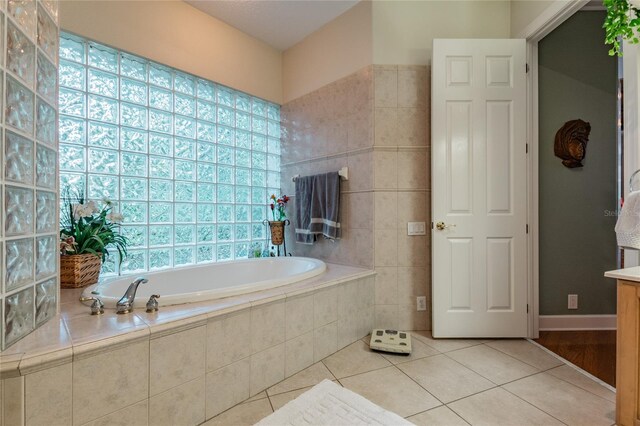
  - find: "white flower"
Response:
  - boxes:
[106,212,124,223]
[86,200,98,214]
[107,213,124,223]
[72,202,99,220]
[72,203,85,220]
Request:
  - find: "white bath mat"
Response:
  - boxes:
[255,379,413,426]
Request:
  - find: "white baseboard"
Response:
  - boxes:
[539,315,617,331]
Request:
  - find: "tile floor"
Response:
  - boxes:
[202,331,616,426]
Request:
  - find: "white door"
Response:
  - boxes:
[432,39,528,338]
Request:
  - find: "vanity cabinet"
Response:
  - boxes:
[616,279,640,426]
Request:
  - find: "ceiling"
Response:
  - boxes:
[581,0,605,10]
[185,0,359,51]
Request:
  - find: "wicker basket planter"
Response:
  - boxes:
[269,221,285,246]
[60,253,102,288]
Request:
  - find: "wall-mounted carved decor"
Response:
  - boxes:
[554,119,592,168]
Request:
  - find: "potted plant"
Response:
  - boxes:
[604,0,640,56]
[59,191,128,288]
[268,194,290,246]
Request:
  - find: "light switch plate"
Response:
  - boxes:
[417,296,427,311]
[408,222,426,236]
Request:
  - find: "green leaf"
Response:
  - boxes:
[604,0,639,56]
[60,187,130,264]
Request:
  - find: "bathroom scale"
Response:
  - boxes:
[369,329,412,354]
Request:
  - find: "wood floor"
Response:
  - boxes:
[534,330,616,387]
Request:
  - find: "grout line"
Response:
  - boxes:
[265,340,363,399]
[441,343,568,390]
[390,350,505,407]
[483,338,615,402]
[266,394,275,413]
[392,362,447,408]
[439,384,499,406]
[415,340,485,354]
[379,350,439,367]
[264,366,336,397]
[69,336,74,426]
[482,340,561,371]
[487,367,552,387]
[147,338,151,422]
[330,360,393,381]
[402,406,471,425]
[498,380,570,426]
[442,405,473,426]
[445,405,474,426]
[207,397,249,423]
[473,341,559,374]
[280,144,431,169]
[526,338,617,394]
[444,399,488,426]
[323,360,339,382]
[437,351,504,387]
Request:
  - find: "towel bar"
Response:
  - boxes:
[292,166,348,182]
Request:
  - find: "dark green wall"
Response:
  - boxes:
[539,11,618,315]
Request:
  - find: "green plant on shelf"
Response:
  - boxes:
[59,189,129,265]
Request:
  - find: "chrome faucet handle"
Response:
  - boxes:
[87,297,104,315]
[146,294,160,313]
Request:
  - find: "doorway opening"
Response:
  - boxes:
[534,8,619,387]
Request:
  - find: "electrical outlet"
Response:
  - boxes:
[417,296,427,311]
[568,294,578,310]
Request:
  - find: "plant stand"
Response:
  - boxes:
[264,219,291,257]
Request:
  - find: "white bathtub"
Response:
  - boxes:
[82,257,326,309]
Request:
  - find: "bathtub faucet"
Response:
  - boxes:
[116,277,148,314]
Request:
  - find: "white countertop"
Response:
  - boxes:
[605,266,640,283]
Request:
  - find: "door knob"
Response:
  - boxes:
[435,221,456,231]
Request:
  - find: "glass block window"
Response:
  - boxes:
[58,32,281,275]
[1,1,60,351]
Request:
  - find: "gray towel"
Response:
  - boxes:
[294,172,341,244]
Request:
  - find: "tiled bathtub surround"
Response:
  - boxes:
[281,65,430,330]
[1,0,59,350]
[0,264,374,425]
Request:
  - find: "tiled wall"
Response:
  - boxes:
[1,0,59,350]
[280,66,374,267]
[371,65,430,331]
[281,65,431,331]
[0,275,374,425]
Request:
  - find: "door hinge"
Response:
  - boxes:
[526,224,529,234]
[527,304,529,313]
[526,143,528,154]
[526,63,530,73]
